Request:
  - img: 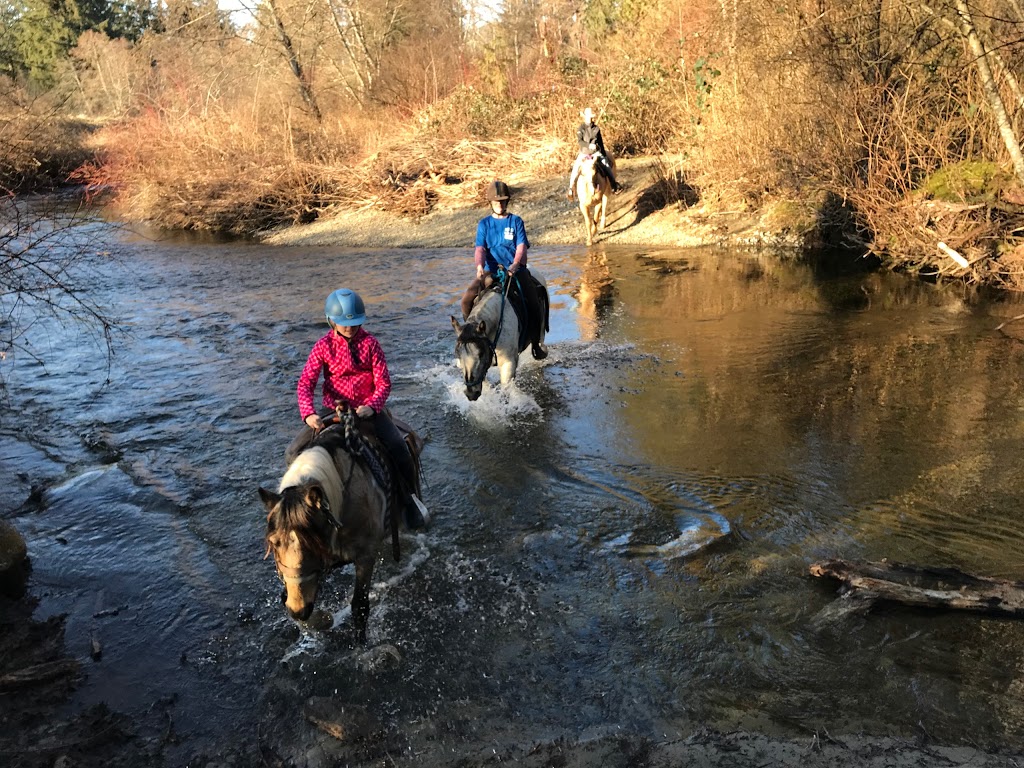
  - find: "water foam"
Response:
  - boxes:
[418,360,544,427]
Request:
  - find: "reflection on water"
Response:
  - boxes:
[4,218,1024,760]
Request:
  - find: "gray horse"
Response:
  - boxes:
[451,272,548,401]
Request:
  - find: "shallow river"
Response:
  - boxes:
[6,201,1024,763]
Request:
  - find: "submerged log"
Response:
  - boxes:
[0,659,80,690]
[809,559,1024,617]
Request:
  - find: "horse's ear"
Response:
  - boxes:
[258,487,280,511]
[304,485,323,509]
[475,320,487,336]
[450,315,462,334]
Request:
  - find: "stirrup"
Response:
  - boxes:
[531,343,548,360]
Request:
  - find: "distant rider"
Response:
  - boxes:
[288,288,425,528]
[460,179,548,360]
[567,106,622,198]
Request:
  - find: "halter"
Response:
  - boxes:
[462,329,496,388]
[275,561,321,586]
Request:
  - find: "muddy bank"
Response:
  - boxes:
[263,158,819,251]
[0,596,163,768]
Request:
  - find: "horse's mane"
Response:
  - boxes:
[466,286,503,330]
[280,446,343,514]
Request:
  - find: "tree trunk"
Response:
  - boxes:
[267,0,322,121]
[810,559,1024,617]
[954,0,1024,185]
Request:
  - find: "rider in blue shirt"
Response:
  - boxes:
[460,180,547,360]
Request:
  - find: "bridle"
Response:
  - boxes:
[270,495,344,588]
[460,268,516,388]
[458,329,497,388]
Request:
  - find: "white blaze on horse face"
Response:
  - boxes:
[276,530,319,618]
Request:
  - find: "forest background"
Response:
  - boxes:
[5,0,1024,289]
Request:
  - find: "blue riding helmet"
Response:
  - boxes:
[324,288,366,326]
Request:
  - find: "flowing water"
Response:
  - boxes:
[6,199,1024,763]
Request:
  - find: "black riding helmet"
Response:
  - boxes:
[485,179,511,202]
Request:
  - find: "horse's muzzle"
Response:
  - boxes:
[289,603,315,622]
[465,383,482,401]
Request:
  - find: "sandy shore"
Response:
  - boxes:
[264,158,808,251]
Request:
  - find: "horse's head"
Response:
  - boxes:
[259,484,339,621]
[451,315,492,401]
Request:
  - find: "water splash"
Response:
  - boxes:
[418,359,544,426]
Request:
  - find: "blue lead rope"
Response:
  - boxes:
[495,268,512,339]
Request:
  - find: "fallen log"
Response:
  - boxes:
[809,559,1024,617]
[0,659,80,691]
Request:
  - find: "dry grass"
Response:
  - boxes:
[89,99,576,232]
[15,0,1024,290]
[0,87,96,192]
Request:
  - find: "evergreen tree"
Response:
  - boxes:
[0,0,157,87]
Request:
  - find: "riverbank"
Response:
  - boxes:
[264,157,822,251]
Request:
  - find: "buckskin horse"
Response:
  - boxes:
[259,409,424,642]
[575,154,612,246]
[451,270,549,401]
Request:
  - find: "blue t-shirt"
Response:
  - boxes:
[475,213,529,272]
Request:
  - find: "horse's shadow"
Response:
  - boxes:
[596,167,701,240]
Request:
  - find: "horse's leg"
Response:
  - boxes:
[600,191,608,230]
[578,198,591,246]
[497,352,517,386]
[352,557,375,644]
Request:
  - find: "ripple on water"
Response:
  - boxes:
[18,463,250,747]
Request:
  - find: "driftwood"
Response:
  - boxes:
[810,559,1024,617]
[0,659,80,691]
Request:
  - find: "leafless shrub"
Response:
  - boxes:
[0,192,114,376]
[0,83,95,192]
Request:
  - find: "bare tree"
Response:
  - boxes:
[323,0,407,104]
[0,192,114,374]
[952,0,1024,183]
[267,0,323,120]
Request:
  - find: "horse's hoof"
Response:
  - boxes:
[305,609,333,630]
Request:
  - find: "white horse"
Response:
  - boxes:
[451,272,548,401]
[576,154,612,246]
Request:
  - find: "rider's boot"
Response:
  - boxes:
[404,493,429,529]
[396,464,428,529]
[531,321,548,360]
